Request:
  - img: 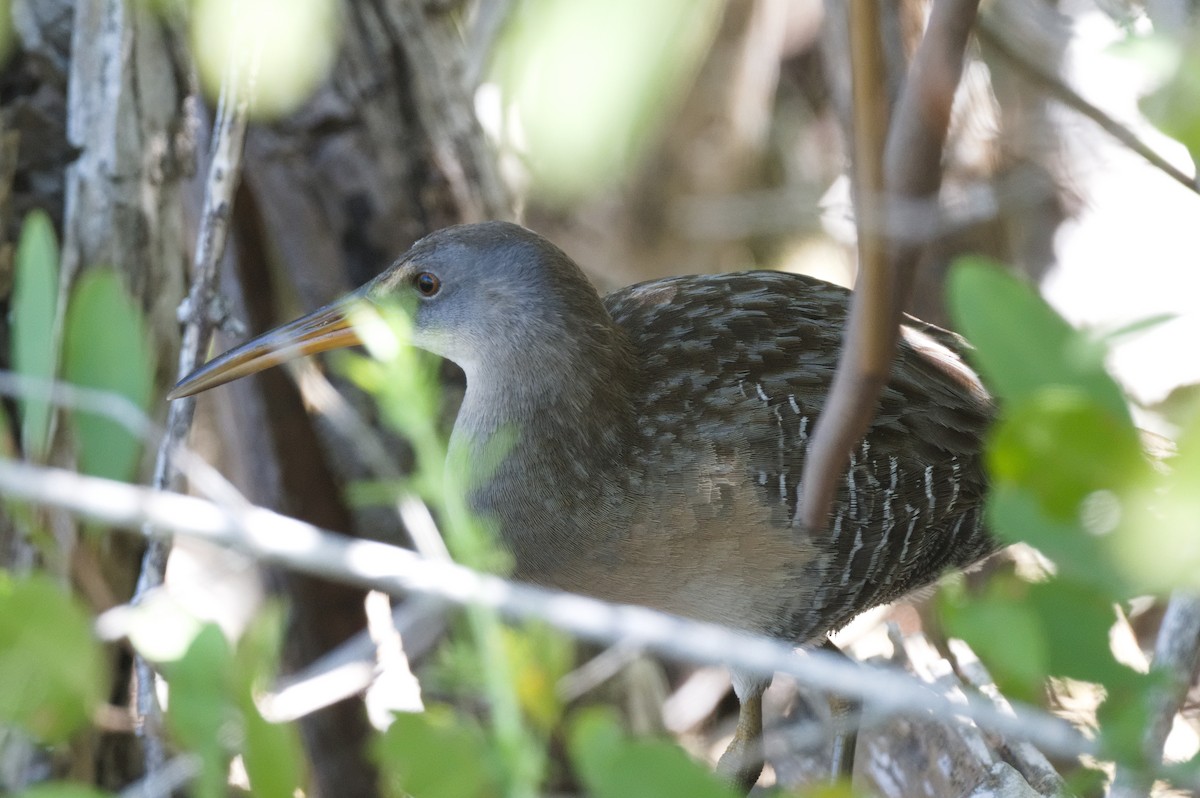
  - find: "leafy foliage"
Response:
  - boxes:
[568,709,737,798]
[61,269,154,482]
[145,604,304,798]
[491,0,722,199]
[375,706,502,798]
[9,208,60,462]
[0,572,106,743]
[945,259,1199,773]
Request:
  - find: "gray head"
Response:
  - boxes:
[368,222,614,375]
[167,221,618,399]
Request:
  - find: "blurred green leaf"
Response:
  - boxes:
[505,623,573,735]
[1027,581,1127,687]
[375,706,501,798]
[1063,766,1108,797]
[1095,312,1178,344]
[15,785,116,798]
[426,621,572,738]
[947,259,1129,423]
[1096,666,1156,762]
[62,269,154,481]
[235,604,304,798]
[492,0,722,199]
[943,574,1130,695]
[569,708,737,798]
[10,209,60,462]
[1115,403,1200,593]
[940,575,1048,699]
[1140,32,1200,163]
[191,0,340,119]
[0,572,106,743]
[988,387,1144,521]
[165,623,236,798]
[987,486,1128,596]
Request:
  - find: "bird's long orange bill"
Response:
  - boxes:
[167,292,368,400]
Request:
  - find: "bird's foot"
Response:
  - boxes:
[716,691,764,794]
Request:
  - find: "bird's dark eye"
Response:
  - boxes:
[415,272,441,297]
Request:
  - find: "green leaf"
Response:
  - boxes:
[1027,581,1128,687]
[235,605,304,798]
[1115,403,1200,593]
[491,0,723,199]
[568,709,737,798]
[1096,666,1156,762]
[986,486,1127,596]
[374,706,500,798]
[0,572,106,742]
[164,623,236,798]
[942,574,1130,694]
[947,259,1129,423]
[940,576,1048,700]
[1141,34,1200,163]
[505,623,573,735]
[15,784,116,798]
[61,269,154,481]
[1094,312,1178,344]
[9,209,61,462]
[988,387,1144,521]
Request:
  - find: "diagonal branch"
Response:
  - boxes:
[131,38,256,775]
[0,458,1101,765]
[798,0,982,533]
[977,12,1199,197]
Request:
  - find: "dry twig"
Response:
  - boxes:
[799,0,981,532]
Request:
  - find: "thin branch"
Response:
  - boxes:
[977,12,1199,196]
[130,22,256,777]
[0,458,1098,764]
[798,0,982,533]
[1109,592,1200,798]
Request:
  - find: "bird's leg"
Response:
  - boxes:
[820,638,860,783]
[716,671,770,792]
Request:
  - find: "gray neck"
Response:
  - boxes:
[448,326,638,580]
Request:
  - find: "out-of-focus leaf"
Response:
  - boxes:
[374,706,500,798]
[61,269,154,481]
[235,604,304,798]
[1027,581,1128,687]
[10,209,60,462]
[1063,767,1109,797]
[505,623,573,735]
[1096,666,1156,762]
[1095,312,1178,344]
[191,0,339,118]
[164,623,236,798]
[987,486,1128,596]
[492,0,722,200]
[947,259,1129,423]
[940,575,1048,700]
[569,708,737,798]
[1140,32,1200,163]
[943,574,1130,695]
[988,387,1144,521]
[1116,404,1200,593]
[0,572,106,742]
